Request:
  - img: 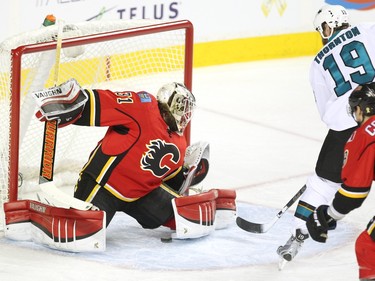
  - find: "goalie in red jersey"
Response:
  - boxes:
[33,78,236,240]
[306,82,375,280]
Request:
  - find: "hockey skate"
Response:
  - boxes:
[277,229,309,270]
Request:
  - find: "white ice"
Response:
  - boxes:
[1,56,371,281]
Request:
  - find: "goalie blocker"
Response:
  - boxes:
[4,200,106,252]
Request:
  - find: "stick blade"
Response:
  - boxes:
[236,216,265,233]
[236,185,307,234]
[39,181,93,211]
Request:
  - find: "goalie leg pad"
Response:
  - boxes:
[212,189,237,229]
[171,189,217,239]
[4,200,106,252]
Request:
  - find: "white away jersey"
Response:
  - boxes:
[310,23,375,131]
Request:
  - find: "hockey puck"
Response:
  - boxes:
[160,237,172,243]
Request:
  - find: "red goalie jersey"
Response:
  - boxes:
[74,89,187,201]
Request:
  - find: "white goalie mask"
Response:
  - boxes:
[157,82,196,134]
[313,5,349,39]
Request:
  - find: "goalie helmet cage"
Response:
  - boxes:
[0,19,193,232]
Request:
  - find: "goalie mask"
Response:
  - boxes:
[314,5,349,40]
[157,82,196,135]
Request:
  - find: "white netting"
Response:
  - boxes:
[0,19,192,232]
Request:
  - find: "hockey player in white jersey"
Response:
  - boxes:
[277,4,375,267]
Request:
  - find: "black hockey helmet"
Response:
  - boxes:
[349,82,375,117]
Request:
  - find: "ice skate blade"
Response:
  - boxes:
[278,258,288,271]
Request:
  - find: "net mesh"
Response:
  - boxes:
[0,19,192,232]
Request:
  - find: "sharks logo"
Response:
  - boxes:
[140,139,181,177]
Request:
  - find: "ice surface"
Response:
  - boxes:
[1,57,371,281]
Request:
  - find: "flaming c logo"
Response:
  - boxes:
[140,139,180,177]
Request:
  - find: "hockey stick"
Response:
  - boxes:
[236,185,307,233]
[38,18,92,211]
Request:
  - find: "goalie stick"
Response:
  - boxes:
[38,17,92,211]
[236,185,307,233]
[3,15,106,254]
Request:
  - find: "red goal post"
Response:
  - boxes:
[0,19,193,232]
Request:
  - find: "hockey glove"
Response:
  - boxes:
[306,205,337,243]
[33,78,88,127]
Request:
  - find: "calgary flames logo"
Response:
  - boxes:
[140,139,180,177]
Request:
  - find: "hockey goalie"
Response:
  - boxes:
[4,78,236,252]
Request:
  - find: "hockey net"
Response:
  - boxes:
[0,19,193,233]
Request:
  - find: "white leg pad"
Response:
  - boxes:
[4,200,106,252]
[213,189,237,230]
[171,190,217,239]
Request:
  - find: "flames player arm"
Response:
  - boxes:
[329,184,371,220]
[75,89,141,127]
[73,88,101,126]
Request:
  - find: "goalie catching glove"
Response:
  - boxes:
[33,78,88,127]
[179,141,210,194]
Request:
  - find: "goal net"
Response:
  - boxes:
[0,19,193,233]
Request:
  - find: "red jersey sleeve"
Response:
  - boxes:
[76,89,156,127]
